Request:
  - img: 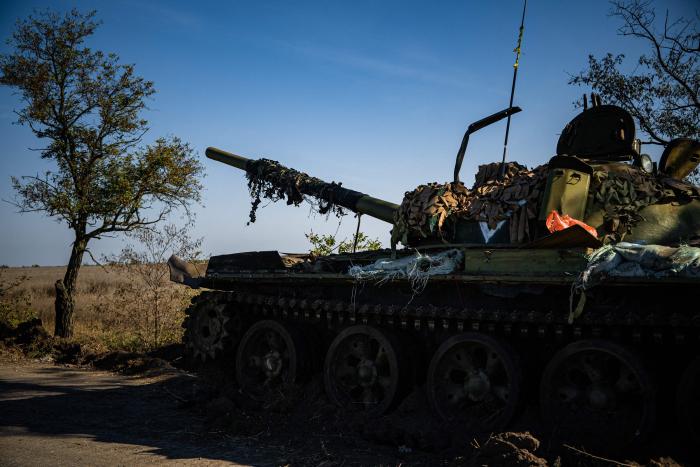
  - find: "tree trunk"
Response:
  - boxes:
[54,237,87,338]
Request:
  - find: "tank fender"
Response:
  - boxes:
[167,254,202,288]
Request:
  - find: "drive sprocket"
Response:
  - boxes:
[183,293,232,361]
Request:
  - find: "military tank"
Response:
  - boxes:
[169,98,700,450]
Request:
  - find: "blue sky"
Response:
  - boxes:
[0,0,696,266]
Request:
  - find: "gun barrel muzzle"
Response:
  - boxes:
[206,147,250,171]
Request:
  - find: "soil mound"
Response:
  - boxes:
[471,432,547,467]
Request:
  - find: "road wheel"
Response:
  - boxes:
[540,339,655,450]
[426,332,521,432]
[235,320,310,400]
[324,325,405,416]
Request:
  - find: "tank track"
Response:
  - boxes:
[183,283,700,451]
[186,286,700,346]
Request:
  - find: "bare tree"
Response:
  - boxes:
[0,10,203,337]
[570,0,699,182]
[108,223,202,350]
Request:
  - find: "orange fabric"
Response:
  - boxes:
[545,210,598,238]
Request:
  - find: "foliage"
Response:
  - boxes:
[0,270,35,327]
[569,0,699,183]
[0,9,204,337]
[103,222,202,350]
[306,230,382,256]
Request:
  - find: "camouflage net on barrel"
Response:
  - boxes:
[392,162,548,245]
[245,158,347,224]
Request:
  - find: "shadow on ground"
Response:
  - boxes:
[1,361,694,467]
[0,364,288,466]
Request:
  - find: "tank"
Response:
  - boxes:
[169,99,700,451]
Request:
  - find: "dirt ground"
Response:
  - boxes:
[1,350,471,467]
[0,319,690,467]
[0,356,555,467]
[0,357,688,467]
[0,360,279,466]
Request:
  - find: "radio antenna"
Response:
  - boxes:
[498,0,527,179]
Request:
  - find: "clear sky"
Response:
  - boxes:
[0,0,696,266]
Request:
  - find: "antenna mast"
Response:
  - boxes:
[498,0,528,179]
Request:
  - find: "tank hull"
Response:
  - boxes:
[182,247,700,451]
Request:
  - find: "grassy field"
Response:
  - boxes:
[0,264,199,352]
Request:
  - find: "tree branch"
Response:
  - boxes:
[615,1,700,108]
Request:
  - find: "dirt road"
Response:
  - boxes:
[3,358,686,466]
[0,361,282,466]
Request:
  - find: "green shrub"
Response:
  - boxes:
[0,271,36,327]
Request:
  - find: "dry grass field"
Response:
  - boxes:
[0,264,200,352]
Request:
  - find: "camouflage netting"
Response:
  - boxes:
[587,165,700,243]
[245,158,347,224]
[243,155,699,246]
[393,160,700,246]
[392,162,548,245]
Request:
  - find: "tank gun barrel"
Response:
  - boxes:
[206,147,399,224]
[206,147,250,171]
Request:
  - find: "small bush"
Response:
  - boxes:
[98,222,202,352]
[0,271,36,327]
[306,230,382,256]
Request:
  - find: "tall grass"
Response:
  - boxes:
[0,264,199,353]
